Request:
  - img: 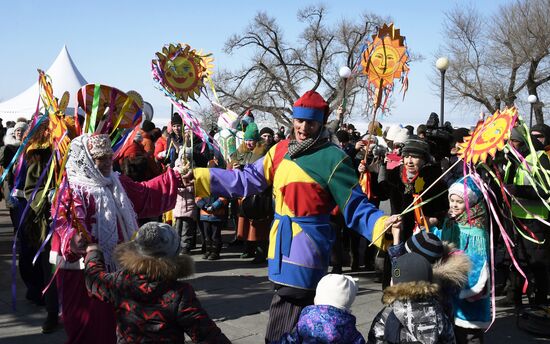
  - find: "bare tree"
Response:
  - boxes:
[437,0,550,124]
[214,5,391,128]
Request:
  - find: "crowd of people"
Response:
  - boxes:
[1,89,549,343]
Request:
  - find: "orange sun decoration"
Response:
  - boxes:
[152,43,214,102]
[361,23,410,112]
[458,107,518,164]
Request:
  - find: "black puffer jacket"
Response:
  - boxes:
[84,243,230,344]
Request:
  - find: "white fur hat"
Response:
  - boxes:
[393,128,410,145]
[314,274,358,311]
[385,125,402,142]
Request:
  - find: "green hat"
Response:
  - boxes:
[244,122,260,141]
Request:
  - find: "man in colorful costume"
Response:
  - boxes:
[187,90,399,341]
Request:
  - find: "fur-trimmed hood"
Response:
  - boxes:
[433,242,471,290]
[115,241,195,281]
[382,281,440,305]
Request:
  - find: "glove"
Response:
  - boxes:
[206,206,213,212]
[157,151,167,159]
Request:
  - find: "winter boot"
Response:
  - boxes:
[202,241,212,260]
[208,242,222,260]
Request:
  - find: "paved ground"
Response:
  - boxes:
[0,201,548,343]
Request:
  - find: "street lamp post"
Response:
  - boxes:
[528,94,537,129]
[338,66,352,126]
[436,57,450,126]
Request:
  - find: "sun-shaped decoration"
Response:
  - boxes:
[458,107,518,164]
[152,43,214,102]
[361,23,410,112]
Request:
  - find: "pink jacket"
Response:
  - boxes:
[173,185,196,218]
[50,168,181,270]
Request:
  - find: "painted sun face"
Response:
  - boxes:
[165,56,199,92]
[458,107,517,164]
[153,43,214,102]
[370,44,400,77]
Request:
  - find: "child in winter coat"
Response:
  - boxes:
[368,252,455,344]
[195,194,228,260]
[275,274,366,344]
[174,147,198,254]
[84,222,230,344]
[433,176,491,343]
[388,229,471,319]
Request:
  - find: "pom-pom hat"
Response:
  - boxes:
[292,90,329,123]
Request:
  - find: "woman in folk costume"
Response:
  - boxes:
[433,176,491,343]
[51,133,182,344]
[230,122,271,263]
[183,90,401,342]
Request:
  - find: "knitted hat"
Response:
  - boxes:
[87,134,113,159]
[448,176,482,205]
[134,222,180,257]
[13,121,28,133]
[335,130,350,143]
[292,90,329,123]
[405,231,444,264]
[393,128,410,145]
[259,127,274,136]
[243,122,260,141]
[314,274,358,311]
[171,112,182,125]
[142,120,155,132]
[401,138,430,159]
[393,252,433,284]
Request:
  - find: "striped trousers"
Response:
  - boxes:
[264,293,313,342]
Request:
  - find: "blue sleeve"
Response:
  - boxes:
[196,198,206,209]
[211,199,222,210]
[341,185,385,243]
[388,242,406,269]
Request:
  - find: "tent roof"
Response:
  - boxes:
[0,45,87,122]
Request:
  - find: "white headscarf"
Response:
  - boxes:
[65,134,138,270]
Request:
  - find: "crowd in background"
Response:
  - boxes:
[1,99,549,343]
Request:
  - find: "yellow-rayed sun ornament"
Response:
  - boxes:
[458,107,518,164]
[360,23,410,112]
[152,43,214,102]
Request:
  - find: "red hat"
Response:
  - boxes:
[293,90,329,123]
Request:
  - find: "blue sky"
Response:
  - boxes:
[0,0,510,129]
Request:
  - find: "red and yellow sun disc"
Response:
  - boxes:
[458,107,518,164]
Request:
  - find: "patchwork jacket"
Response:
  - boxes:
[194,139,387,290]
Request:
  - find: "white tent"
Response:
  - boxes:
[0,45,87,122]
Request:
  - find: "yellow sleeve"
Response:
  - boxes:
[193,168,211,197]
[371,216,391,251]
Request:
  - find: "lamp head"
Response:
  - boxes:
[436,57,450,71]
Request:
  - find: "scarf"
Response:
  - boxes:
[449,201,487,229]
[401,166,420,195]
[288,128,330,159]
[65,135,138,271]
